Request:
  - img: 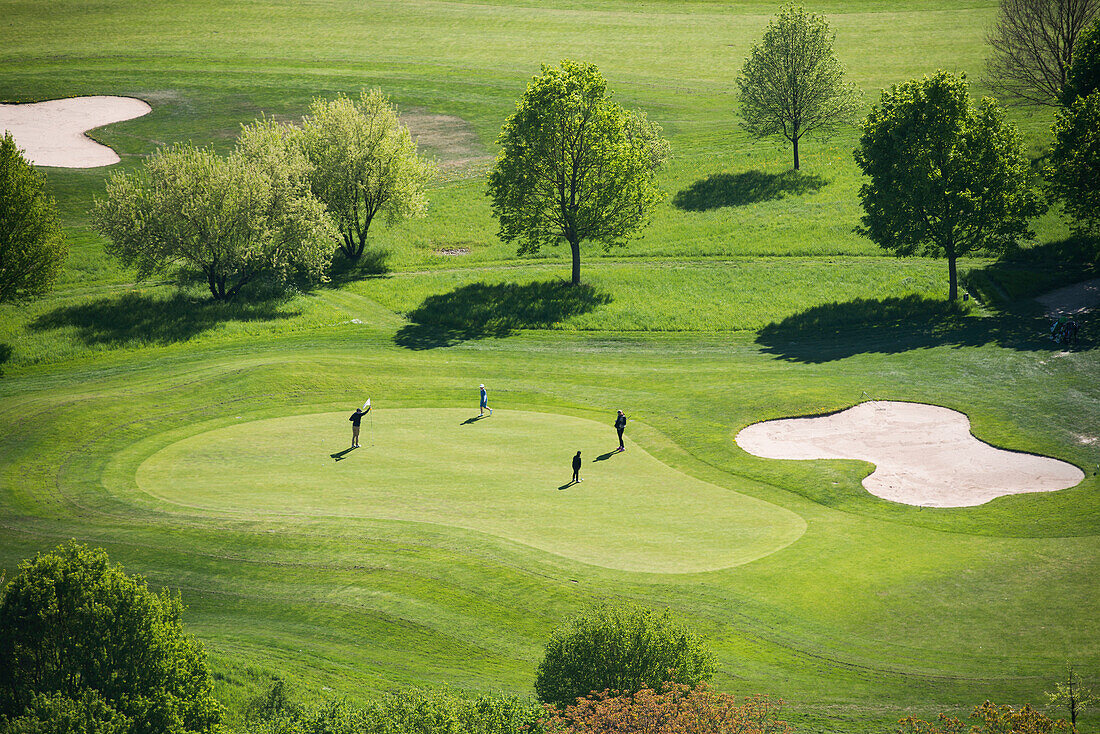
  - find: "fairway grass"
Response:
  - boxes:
[132,409,805,573]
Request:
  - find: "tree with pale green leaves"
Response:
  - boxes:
[737,5,862,170]
[0,132,67,303]
[298,89,435,261]
[93,135,335,301]
[854,71,1043,301]
[487,60,669,286]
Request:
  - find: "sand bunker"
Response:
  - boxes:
[736,401,1083,507]
[0,96,151,167]
[1035,277,1100,316]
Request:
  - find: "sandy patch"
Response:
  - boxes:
[736,401,1084,507]
[0,96,151,167]
[402,110,490,173]
[1035,277,1100,316]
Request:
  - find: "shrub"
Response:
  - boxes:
[534,605,716,708]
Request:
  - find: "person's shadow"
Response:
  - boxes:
[593,450,618,462]
[331,447,357,462]
[460,416,484,425]
[558,480,577,490]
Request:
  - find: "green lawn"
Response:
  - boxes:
[0,0,1098,732]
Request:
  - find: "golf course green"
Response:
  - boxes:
[1,0,1097,731]
[133,409,805,572]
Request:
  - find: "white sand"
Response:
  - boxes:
[0,96,151,168]
[1035,277,1100,316]
[736,401,1084,507]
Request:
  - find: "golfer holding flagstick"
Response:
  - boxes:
[349,399,371,448]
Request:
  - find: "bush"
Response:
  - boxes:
[534,605,716,708]
[243,685,541,734]
[896,701,1070,734]
[541,683,791,734]
[0,542,222,734]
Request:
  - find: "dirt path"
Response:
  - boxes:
[1035,277,1100,316]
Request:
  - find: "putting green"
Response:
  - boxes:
[135,408,805,573]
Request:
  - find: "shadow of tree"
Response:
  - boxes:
[327,247,391,285]
[29,291,298,346]
[755,294,1093,363]
[395,280,611,349]
[673,170,828,211]
[0,343,11,375]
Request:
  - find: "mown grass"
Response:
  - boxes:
[1,0,1098,732]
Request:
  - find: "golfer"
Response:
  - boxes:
[572,451,583,483]
[614,410,627,452]
[349,407,367,448]
[479,384,492,417]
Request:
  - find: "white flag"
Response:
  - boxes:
[362,398,371,412]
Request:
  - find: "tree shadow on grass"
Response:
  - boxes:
[395,280,611,349]
[755,294,1094,363]
[0,343,11,376]
[326,247,391,285]
[673,170,828,211]
[29,291,298,346]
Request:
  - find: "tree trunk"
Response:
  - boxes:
[570,238,581,286]
[792,135,800,171]
[947,253,958,301]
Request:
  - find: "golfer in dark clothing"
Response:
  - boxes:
[572,451,583,483]
[615,410,627,451]
[349,408,367,448]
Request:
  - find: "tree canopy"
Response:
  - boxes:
[0,542,222,734]
[92,136,335,301]
[0,132,67,303]
[1063,17,1100,102]
[1046,89,1100,240]
[298,89,435,261]
[534,604,715,708]
[986,0,1099,107]
[736,5,862,170]
[854,71,1042,300]
[487,60,669,286]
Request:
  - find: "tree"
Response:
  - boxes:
[0,132,67,302]
[534,604,715,708]
[736,5,862,170]
[986,0,1100,107]
[1046,90,1100,239]
[92,138,335,301]
[298,89,434,261]
[487,60,669,286]
[541,684,791,734]
[0,542,223,734]
[854,71,1043,301]
[1046,667,1099,728]
[1063,17,1100,102]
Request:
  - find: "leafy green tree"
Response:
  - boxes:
[1047,90,1100,240]
[0,542,222,734]
[854,71,1042,301]
[487,60,669,286]
[534,604,715,708]
[298,89,435,261]
[0,132,67,302]
[92,138,335,301]
[736,5,862,170]
[1064,17,1100,102]
[1046,667,1098,728]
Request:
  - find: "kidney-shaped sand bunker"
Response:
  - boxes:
[135,408,805,573]
[0,96,151,167]
[736,401,1084,507]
